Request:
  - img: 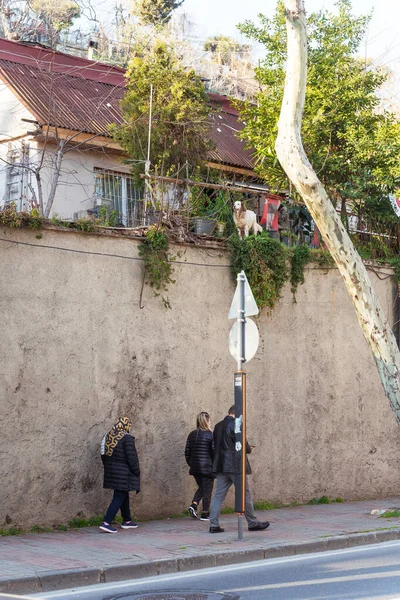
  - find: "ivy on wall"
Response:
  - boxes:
[228,233,335,309]
[138,227,175,309]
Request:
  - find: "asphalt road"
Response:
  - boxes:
[32,540,400,600]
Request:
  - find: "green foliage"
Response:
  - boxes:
[138,227,175,307]
[28,208,44,229]
[96,206,119,227]
[309,495,331,505]
[254,500,284,510]
[310,249,335,268]
[0,205,44,229]
[74,207,119,232]
[191,189,236,235]
[203,35,251,65]
[389,258,400,284]
[380,509,400,518]
[355,238,395,261]
[238,0,400,209]
[133,0,184,25]
[67,515,104,528]
[114,41,213,181]
[75,219,96,232]
[30,525,52,533]
[290,244,311,299]
[0,527,23,536]
[50,213,69,228]
[0,203,24,227]
[31,0,80,32]
[228,233,289,310]
[221,506,235,514]
[228,232,323,309]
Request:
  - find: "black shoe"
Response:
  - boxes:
[209,526,224,533]
[248,521,270,531]
[200,512,210,521]
[188,504,198,519]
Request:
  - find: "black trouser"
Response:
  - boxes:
[192,476,214,513]
[104,490,131,523]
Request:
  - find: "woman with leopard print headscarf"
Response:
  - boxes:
[99,416,140,533]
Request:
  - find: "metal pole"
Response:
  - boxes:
[146,83,153,170]
[145,84,154,213]
[237,271,245,371]
[235,271,246,540]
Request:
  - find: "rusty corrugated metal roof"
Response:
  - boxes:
[0,59,125,135]
[0,38,256,170]
[208,110,254,170]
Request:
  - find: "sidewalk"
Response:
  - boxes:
[2,498,400,595]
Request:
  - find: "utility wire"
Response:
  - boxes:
[0,236,231,268]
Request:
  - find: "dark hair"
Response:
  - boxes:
[228,405,236,416]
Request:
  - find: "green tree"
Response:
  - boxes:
[113,41,213,179]
[133,0,184,26]
[204,35,251,66]
[238,0,400,219]
[0,0,80,43]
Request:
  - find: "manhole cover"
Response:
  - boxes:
[108,592,238,600]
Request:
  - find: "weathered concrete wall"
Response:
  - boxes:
[1,227,399,528]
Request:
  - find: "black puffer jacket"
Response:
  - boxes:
[185,428,214,477]
[101,434,140,491]
[212,415,251,475]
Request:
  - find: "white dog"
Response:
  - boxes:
[233,200,263,238]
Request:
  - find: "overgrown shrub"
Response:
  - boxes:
[228,233,289,309]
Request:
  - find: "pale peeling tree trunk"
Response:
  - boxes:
[275,0,400,422]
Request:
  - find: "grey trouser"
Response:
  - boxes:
[209,473,258,528]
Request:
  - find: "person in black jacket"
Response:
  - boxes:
[99,416,140,533]
[208,405,270,534]
[185,411,214,521]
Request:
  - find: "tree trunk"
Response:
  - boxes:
[44,140,65,218]
[35,172,44,217]
[275,0,400,422]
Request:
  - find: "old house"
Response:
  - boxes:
[0,38,259,224]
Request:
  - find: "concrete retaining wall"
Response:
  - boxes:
[0,227,399,527]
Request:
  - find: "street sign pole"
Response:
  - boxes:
[234,370,246,540]
[234,272,246,540]
[228,270,259,542]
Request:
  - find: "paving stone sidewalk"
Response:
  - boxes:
[2,498,400,595]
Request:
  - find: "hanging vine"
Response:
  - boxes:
[138,227,175,309]
[290,244,311,301]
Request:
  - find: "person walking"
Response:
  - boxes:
[185,411,215,521]
[209,405,270,533]
[99,416,140,533]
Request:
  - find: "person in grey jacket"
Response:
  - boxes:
[209,405,270,534]
[99,416,140,533]
[185,411,215,521]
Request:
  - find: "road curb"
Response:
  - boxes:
[1,528,400,594]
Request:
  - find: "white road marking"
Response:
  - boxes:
[228,569,400,592]
[32,540,400,599]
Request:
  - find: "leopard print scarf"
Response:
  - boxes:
[101,416,132,457]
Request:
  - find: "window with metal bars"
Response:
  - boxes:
[94,167,144,226]
[4,142,32,210]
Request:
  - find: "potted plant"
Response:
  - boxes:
[190,188,217,235]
